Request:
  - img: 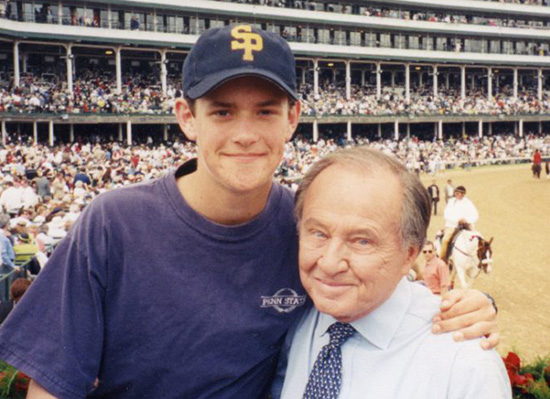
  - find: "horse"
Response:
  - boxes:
[435,229,494,289]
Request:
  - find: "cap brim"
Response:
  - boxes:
[186,67,298,101]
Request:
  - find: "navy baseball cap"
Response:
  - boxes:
[183,24,298,100]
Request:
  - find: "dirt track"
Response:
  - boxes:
[422,164,550,361]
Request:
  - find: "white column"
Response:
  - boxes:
[69,124,74,142]
[126,120,132,146]
[1,120,6,146]
[13,41,20,87]
[487,67,492,101]
[391,71,395,88]
[302,68,306,85]
[22,53,28,73]
[461,66,466,99]
[361,70,365,87]
[539,121,543,134]
[33,121,38,144]
[347,121,352,141]
[163,124,169,141]
[406,123,410,138]
[438,120,443,140]
[538,69,543,101]
[394,120,399,141]
[107,4,111,28]
[445,72,450,90]
[519,119,524,138]
[313,59,319,97]
[419,71,423,87]
[376,62,381,99]
[513,68,518,99]
[49,121,54,147]
[116,47,122,94]
[478,120,483,138]
[434,123,438,139]
[488,122,493,136]
[313,120,319,142]
[433,65,438,97]
[66,44,73,93]
[160,50,167,95]
[345,61,351,100]
[462,122,466,137]
[405,63,410,103]
[118,123,123,141]
[58,1,63,25]
[378,123,382,138]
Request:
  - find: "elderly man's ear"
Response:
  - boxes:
[174,98,197,141]
[401,245,420,276]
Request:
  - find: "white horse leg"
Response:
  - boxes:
[453,254,469,289]
[449,259,456,289]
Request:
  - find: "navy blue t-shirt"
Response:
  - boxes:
[0,162,308,398]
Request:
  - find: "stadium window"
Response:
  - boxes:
[22,2,33,22]
[99,8,108,28]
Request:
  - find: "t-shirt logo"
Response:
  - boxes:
[231,25,263,61]
[261,288,306,313]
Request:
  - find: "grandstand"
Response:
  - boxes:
[1,0,550,145]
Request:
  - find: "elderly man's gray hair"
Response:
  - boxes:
[294,147,431,250]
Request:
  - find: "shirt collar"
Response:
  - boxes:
[317,277,412,350]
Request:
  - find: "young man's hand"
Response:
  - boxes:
[431,289,499,350]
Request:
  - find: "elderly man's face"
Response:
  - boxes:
[299,165,417,323]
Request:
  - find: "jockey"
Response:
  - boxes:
[440,185,479,260]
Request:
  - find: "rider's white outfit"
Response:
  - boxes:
[440,196,479,258]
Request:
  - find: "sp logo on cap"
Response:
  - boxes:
[231,25,263,61]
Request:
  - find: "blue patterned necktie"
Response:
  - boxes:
[303,322,356,399]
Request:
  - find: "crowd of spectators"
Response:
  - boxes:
[3,69,550,118]
[278,133,550,183]
[0,70,180,115]
[0,132,545,280]
[0,132,546,230]
[300,84,550,117]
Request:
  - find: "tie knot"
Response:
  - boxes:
[327,322,355,347]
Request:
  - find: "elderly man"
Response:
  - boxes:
[275,148,509,399]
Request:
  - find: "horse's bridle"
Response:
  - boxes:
[453,234,492,272]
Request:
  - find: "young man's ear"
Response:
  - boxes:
[286,100,302,142]
[174,97,197,141]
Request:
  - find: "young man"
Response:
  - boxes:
[275,148,510,399]
[0,25,497,399]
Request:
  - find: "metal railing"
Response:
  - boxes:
[0,260,31,303]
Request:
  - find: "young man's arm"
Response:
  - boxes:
[27,380,58,399]
[433,289,499,350]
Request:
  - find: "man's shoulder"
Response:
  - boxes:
[92,176,166,208]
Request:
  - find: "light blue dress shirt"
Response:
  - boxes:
[274,278,511,399]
